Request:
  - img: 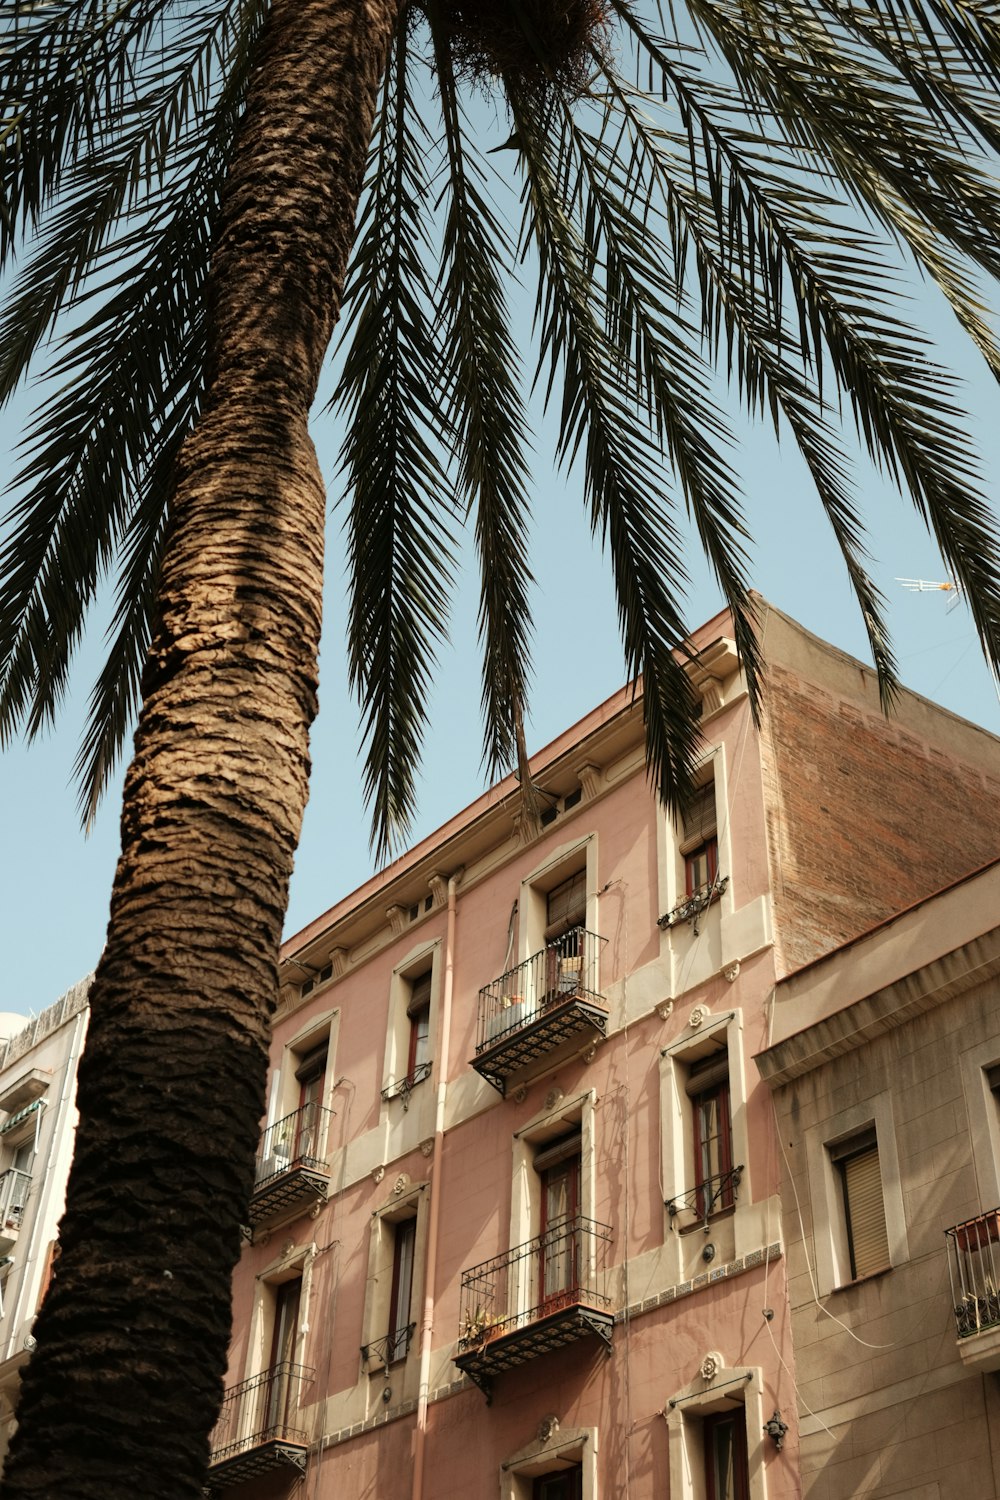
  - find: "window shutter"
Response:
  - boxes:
[407,972,432,1018]
[682,782,716,841]
[843,1146,890,1278]
[546,870,587,932]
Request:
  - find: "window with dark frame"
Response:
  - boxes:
[406,971,432,1081]
[704,1408,750,1500]
[682,781,719,898]
[532,1465,583,1500]
[293,1043,327,1162]
[387,1216,417,1362]
[830,1127,890,1281]
[687,1050,735,1219]
[535,1130,582,1314]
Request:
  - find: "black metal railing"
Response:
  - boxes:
[475,928,607,1055]
[658,875,729,934]
[0,1168,30,1231]
[381,1063,432,1108]
[457,1213,612,1347]
[666,1165,743,1225]
[254,1103,333,1189]
[361,1323,416,1369]
[946,1210,1000,1338]
[209,1361,314,1467]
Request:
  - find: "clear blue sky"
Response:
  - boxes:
[2,161,999,1019]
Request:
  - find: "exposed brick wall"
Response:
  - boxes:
[761,662,1000,975]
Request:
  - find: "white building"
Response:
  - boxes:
[0,979,89,1460]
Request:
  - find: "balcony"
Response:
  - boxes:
[248,1104,333,1230]
[207,1362,314,1490]
[454,1213,613,1402]
[0,1170,30,1253]
[666,1165,744,1229]
[946,1209,1000,1371]
[471,928,608,1096]
[360,1322,416,1372]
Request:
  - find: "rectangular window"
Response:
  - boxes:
[293,1044,327,1162]
[685,836,719,898]
[266,1277,302,1434]
[535,1131,582,1313]
[686,1052,734,1217]
[387,1217,417,1362]
[704,1409,750,1500]
[680,779,720,899]
[545,870,587,940]
[830,1128,890,1280]
[406,972,432,1079]
[533,1468,582,1500]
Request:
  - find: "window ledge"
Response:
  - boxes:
[677,1205,737,1237]
[831,1265,892,1294]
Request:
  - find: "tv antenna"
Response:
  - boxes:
[896,577,961,613]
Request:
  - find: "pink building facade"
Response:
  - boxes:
[209,601,1000,1500]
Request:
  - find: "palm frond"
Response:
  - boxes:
[431,17,537,783]
[336,26,459,858]
[512,82,703,814]
[0,48,252,754]
[612,14,1000,679]
[546,87,765,711]
[0,1,264,405]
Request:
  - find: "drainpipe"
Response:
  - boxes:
[411,867,463,1500]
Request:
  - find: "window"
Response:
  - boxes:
[406,971,432,1081]
[803,1092,906,1296]
[829,1129,890,1281]
[361,1185,428,1386]
[682,782,718,898]
[259,1276,303,1444]
[387,1217,417,1362]
[704,1410,750,1500]
[687,1052,735,1218]
[294,1043,327,1162]
[545,870,587,942]
[536,1131,582,1313]
[501,1430,597,1500]
[666,1362,766,1500]
[383,949,438,1108]
[533,1468,582,1500]
[661,1015,748,1257]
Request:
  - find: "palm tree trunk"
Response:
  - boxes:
[0,2,399,1495]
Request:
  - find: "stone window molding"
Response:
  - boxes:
[663,1360,767,1500]
[500,1424,598,1500]
[803,1089,908,1297]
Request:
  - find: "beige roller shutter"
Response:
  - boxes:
[842,1144,890,1279]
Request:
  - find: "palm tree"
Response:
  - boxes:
[1,0,999,1493]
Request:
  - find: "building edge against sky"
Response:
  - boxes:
[206,597,1000,1500]
[1,599,999,1497]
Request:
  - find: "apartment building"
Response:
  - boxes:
[0,978,89,1463]
[758,859,1000,1500]
[207,600,1000,1500]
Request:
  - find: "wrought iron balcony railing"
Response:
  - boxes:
[254,1102,332,1187]
[208,1361,314,1489]
[946,1209,1000,1340]
[0,1168,30,1243]
[381,1062,432,1109]
[666,1165,743,1226]
[248,1103,333,1229]
[658,875,729,934]
[454,1212,613,1400]
[472,928,608,1095]
[361,1322,416,1370]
